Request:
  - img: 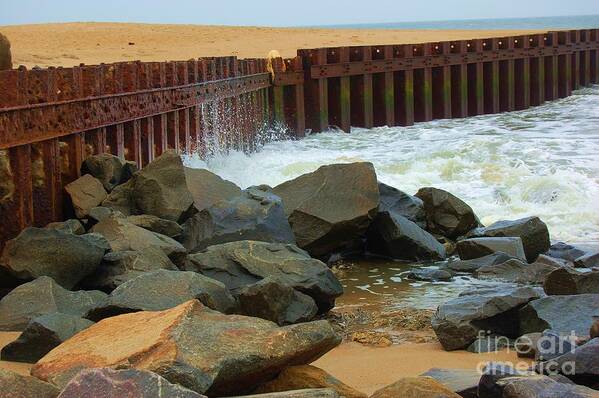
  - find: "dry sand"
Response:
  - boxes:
[0,331,530,395]
[0,22,543,68]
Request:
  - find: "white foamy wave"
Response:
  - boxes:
[186,86,599,243]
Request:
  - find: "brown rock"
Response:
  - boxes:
[31,300,340,396]
[0,32,11,71]
[0,368,59,398]
[226,390,340,397]
[254,365,366,398]
[65,174,107,218]
[184,167,241,211]
[58,368,205,398]
[81,153,136,192]
[591,319,599,339]
[370,376,461,398]
[543,267,599,295]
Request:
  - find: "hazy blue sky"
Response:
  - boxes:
[1,0,598,27]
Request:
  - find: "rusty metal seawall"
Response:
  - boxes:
[1,28,599,248]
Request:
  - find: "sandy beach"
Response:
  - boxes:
[0,22,542,68]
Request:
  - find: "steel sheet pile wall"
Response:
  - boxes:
[0,57,273,248]
[0,28,598,247]
[276,29,599,133]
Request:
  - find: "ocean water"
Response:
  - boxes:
[318,14,599,30]
[186,85,599,246]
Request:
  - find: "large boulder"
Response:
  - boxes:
[546,242,586,263]
[477,362,537,398]
[468,217,550,262]
[31,300,341,396]
[184,167,242,211]
[519,294,599,337]
[544,267,599,295]
[273,163,379,257]
[415,187,479,239]
[0,32,12,71]
[58,368,206,398]
[0,277,106,331]
[0,369,59,398]
[81,153,136,192]
[64,174,107,218]
[81,248,178,292]
[535,338,599,387]
[88,270,236,320]
[370,376,461,398]
[181,186,295,252]
[475,258,559,284]
[575,252,599,268]
[237,278,318,325]
[366,212,446,261]
[0,228,106,289]
[420,368,480,398]
[185,241,343,313]
[491,375,598,398]
[407,267,453,282]
[378,182,426,228]
[126,214,183,238]
[101,179,135,215]
[91,215,187,266]
[253,365,366,398]
[129,151,194,222]
[445,252,514,273]
[1,313,94,363]
[456,237,526,261]
[431,287,540,351]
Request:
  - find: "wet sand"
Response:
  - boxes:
[0,22,542,68]
[314,342,532,395]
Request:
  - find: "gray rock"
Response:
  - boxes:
[126,214,183,238]
[415,187,479,239]
[407,267,453,282]
[0,277,107,331]
[65,174,107,218]
[237,278,318,325]
[81,153,136,192]
[536,253,571,268]
[547,242,586,263]
[81,249,178,292]
[91,215,187,266]
[431,287,540,351]
[31,300,341,396]
[515,332,542,358]
[544,267,599,295]
[475,258,559,284]
[477,362,536,398]
[467,335,514,353]
[0,368,59,398]
[0,228,106,289]
[1,313,94,363]
[519,294,599,337]
[378,182,426,228]
[58,368,206,398]
[535,337,599,387]
[45,219,85,235]
[457,237,527,261]
[575,252,599,268]
[273,163,379,258]
[420,368,480,398]
[494,375,598,398]
[366,212,446,261]
[468,217,550,263]
[181,186,295,252]
[87,270,236,321]
[101,179,135,216]
[534,330,576,362]
[185,241,343,313]
[130,151,194,222]
[184,167,242,211]
[225,390,340,398]
[445,252,514,273]
[88,206,123,223]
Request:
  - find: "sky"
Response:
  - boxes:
[1,0,598,27]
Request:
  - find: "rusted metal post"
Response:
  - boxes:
[582,29,591,87]
[403,45,415,126]
[484,38,500,114]
[593,29,599,84]
[470,39,485,115]
[339,47,351,132]
[293,57,306,137]
[545,32,559,101]
[440,42,452,119]
[363,46,374,128]
[383,45,395,126]
[450,41,468,118]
